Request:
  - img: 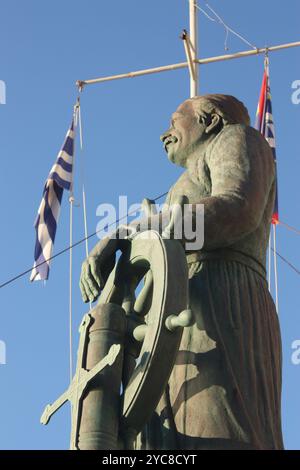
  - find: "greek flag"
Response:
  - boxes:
[255,57,279,224]
[30,117,75,281]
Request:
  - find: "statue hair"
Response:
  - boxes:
[188,94,251,127]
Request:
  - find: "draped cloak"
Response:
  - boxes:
[137,124,284,450]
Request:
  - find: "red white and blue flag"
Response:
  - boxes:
[255,57,279,225]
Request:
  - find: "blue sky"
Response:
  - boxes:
[0,0,299,450]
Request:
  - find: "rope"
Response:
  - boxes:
[82,185,89,260]
[193,1,257,51]
[77,99,92,310]
[78,99,83,150]
[272,247,300,276]
[0,193,163,290]
[205,3,257,50]
[278,220,300,236]
[3,193,300,290]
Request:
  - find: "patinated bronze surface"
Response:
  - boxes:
[80,94,284,450]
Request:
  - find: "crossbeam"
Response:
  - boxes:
[76,40,300,91]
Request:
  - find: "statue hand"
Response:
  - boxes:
[79,237,118,303]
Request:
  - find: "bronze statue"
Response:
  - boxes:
[79,94,283,450]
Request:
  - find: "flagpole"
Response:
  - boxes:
[77,100,92,311]
[68,102,79,382]
[273,224,279,313]
[268,230,272,290]
[69,194,74,382]
[189,0,199,97]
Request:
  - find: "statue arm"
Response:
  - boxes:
[80,125,275,302]
[195,125,275,250]
[128,126,275,252]
[127,127,275,252]
[80,215,171,303]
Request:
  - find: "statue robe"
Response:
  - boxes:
[138,124,284,450]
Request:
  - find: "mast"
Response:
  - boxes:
[189,0,199,97]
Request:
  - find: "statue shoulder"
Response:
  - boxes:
[206,124,274,165]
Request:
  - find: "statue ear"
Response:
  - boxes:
[204,113,221,134]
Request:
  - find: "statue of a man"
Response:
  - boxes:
[80,95,284,450]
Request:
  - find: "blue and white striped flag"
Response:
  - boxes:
[30,116,76,281]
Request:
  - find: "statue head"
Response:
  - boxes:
[160,94,250,167]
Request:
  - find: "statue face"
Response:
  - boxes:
[160,100,207,167]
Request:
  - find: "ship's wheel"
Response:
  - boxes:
[97,230,192,445]
[40,230,192,450]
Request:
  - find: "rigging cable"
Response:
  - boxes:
[0,192,168,290]
[278,220,300,236]
[191,1,257,51]
[0,205,300,290]
[77,97,92,311]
